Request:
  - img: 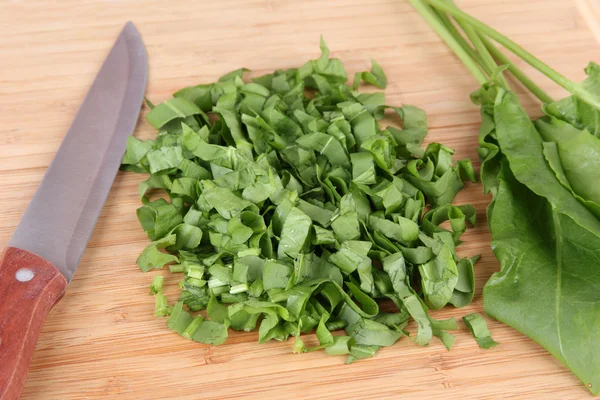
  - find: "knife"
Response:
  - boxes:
[0,22,147,400]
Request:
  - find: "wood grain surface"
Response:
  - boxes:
[0,0,598,399]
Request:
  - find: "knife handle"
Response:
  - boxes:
[0,247,67,400]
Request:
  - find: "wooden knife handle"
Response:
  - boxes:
[0,247,67,400]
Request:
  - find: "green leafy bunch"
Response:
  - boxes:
[412,0,600,393]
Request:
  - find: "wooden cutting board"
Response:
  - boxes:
[1,0,598,398]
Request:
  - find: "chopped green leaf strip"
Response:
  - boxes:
[462,313,499,349]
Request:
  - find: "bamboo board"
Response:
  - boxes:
[1,0,599,398]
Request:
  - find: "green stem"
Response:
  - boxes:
[450,13,509,88]
[480,35,554,104]
[432,8,488,73]
[409,0,487,85]
[424,0,600,108]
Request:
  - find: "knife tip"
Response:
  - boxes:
[124,21,139,34]
[120,21,147,63]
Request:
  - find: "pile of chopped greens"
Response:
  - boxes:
[122,38,493,363]
[412,0,600,394]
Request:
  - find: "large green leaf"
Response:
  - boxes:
[484,164,600,393]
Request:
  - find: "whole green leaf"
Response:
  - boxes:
[545,62,600,138]
[494,89,600,234]
[541,142,600,219]
[484,162,600,391]
[536,115,600,209]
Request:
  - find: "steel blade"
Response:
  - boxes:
[9,22,148,282]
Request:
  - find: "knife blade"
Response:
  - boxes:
[0,22,147,400]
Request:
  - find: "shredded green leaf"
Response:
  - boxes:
[124,39,478,362]
[462,313,499,349]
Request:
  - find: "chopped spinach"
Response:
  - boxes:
[123,38,477,363]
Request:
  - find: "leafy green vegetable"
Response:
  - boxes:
[192,319,230,345]
[353,59,388,90]
[149,275,164,295]
[167,302,193,334]
[412,0,600,393]
[462,313,498,349]
[137,234,179,272]
[146,98,202,130]
[154,292,171,317]
[125,39,478,364]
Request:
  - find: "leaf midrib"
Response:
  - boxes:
[552,210,566,362]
